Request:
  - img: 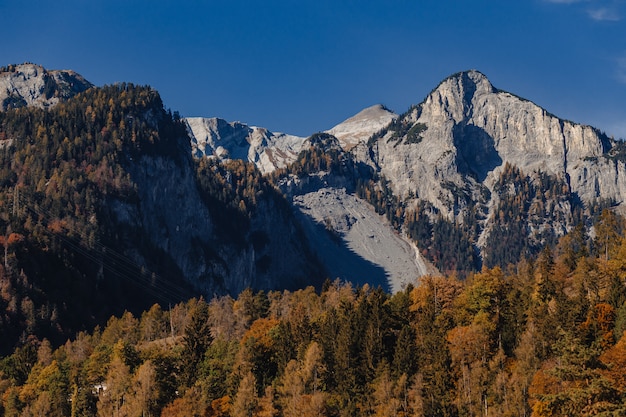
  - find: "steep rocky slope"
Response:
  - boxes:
[185,107,433,291]
[359,70,624,264]
[290,186,435,292]
[116,151,320,296]
[0,82,324,353]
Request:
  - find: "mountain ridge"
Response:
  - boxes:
[2,63,625,278]
[2,62,626,353]
[185,116,306,174]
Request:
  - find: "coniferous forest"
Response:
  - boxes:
[2,227,626,416]
[1,82,626,416]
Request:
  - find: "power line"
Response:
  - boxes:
[15,190,197,305]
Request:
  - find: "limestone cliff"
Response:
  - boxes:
[111,119,321,297]
[185,117,306,174]
[361,70,622,261]
[0,63,92,110]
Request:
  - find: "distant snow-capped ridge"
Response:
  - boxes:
[184,104,398,173]
[0,63,92,111]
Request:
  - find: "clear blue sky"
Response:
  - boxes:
[1,0,625,138]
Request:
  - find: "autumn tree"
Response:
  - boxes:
[96,341,132,417]
[181,298,212,388]
[594,209,624,261]
[231,371,258,417]
[139,304,167,342]
[529,330,621,416]
[278,341,327,417]
[125,360,158,417]
[409,276,461,416]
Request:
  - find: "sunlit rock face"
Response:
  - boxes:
[0,63,92,111]
[358,70,624,256]
[185,117,307,174]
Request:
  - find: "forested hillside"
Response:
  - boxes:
[0,84,193,354]
[2,212,626,416]
[0,83,322,356]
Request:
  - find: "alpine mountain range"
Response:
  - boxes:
[0,63,624,345]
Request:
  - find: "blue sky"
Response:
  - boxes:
[1,0,625,138]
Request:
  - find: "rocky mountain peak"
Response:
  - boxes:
[439,70,494,96]
[420,70,496,125]
[448,69,492,87]
[326,104,397,150]
[356,69,626,269]
[0,63,92,110]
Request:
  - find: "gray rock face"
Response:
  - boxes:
[184,104,397,175]
[185,117,306,174]
[360,70,624,255]
[111,148,320,296]
[0,63,92,110]
[289,186,436,292]
[120,152,219,294]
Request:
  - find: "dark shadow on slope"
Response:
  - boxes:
[453,124,502,182]
[291,205,391,292]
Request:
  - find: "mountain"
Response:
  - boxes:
[326,104,397,150]
[3,63,626,352]
[0,63,92,110]
[363,70,613,211]
[4,64,626,417]
[190,70,626,273]
[357,70,623,269]
[185,117,306,174]
[184,105,432,292]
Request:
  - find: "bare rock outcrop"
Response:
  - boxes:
[326,104,397,151]
[185,117,306,174]
[0,63,92,110]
